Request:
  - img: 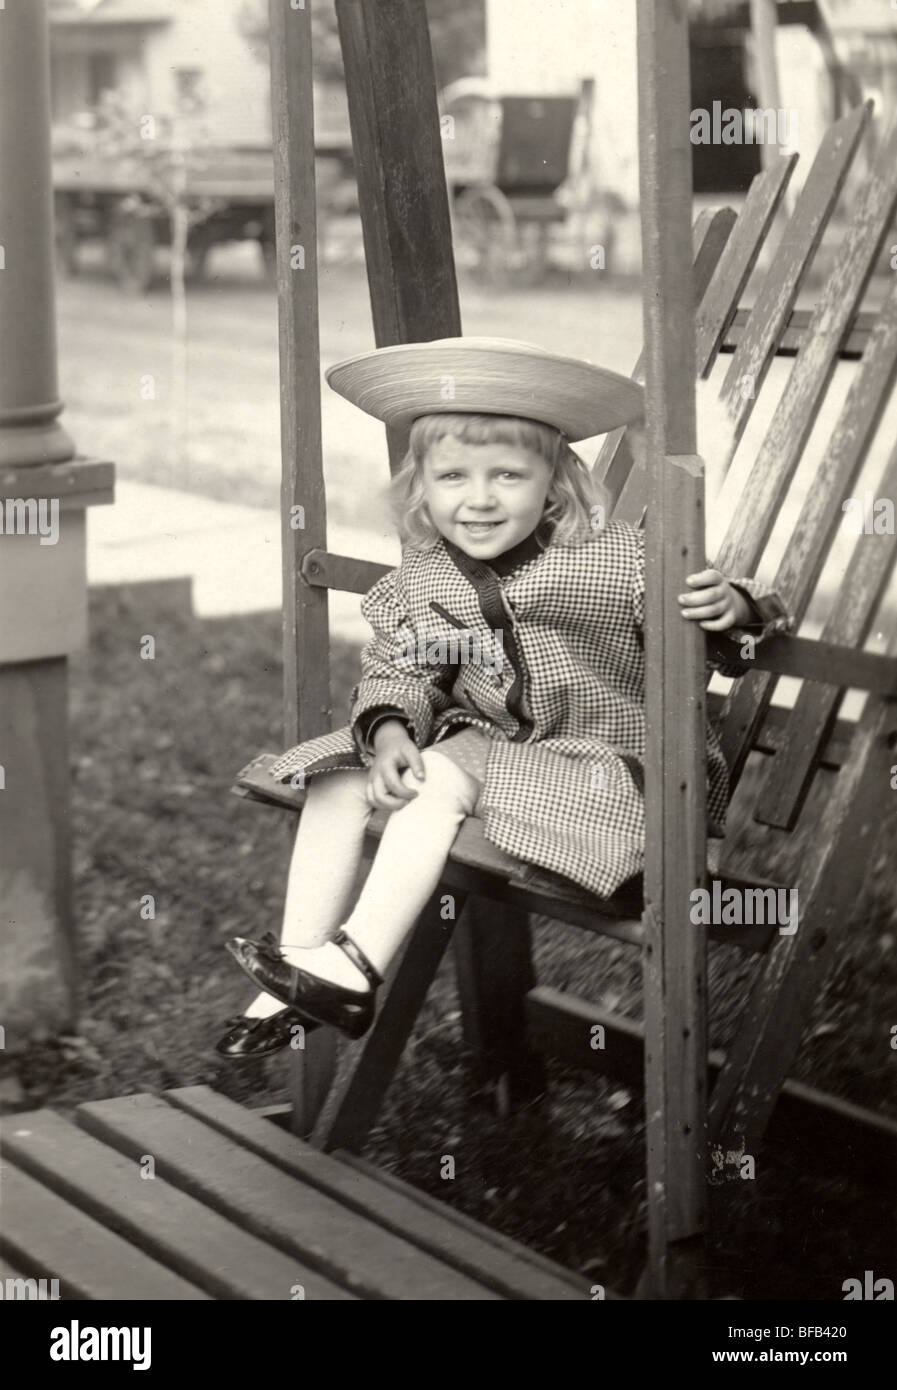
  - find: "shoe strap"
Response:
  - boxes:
[333,930,383,988]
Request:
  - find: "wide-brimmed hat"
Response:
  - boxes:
[325,336,643,442]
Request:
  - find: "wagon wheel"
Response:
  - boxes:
[108,207,156,294]
[54,193,78,279]
[452,185,518,287]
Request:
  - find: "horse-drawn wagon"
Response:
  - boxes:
[441,77,613,284]
[52,138,355,293]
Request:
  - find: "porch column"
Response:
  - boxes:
[0,0,114,1043]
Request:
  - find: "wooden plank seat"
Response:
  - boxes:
[0,1087,590,1300]
[233,752,783,952]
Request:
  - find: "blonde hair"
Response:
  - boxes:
[390,412,610,551]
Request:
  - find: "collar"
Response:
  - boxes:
[442,523,548,580]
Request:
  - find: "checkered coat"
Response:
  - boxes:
[268,521,791,899]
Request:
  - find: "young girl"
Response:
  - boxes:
[216,337,790,1056]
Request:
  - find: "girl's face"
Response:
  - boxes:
[421,435,552,559]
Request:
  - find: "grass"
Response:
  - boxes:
[2,582,895,1299]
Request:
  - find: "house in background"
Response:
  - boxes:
[47,0,350,151]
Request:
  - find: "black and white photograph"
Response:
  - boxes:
[1,0,896,1343]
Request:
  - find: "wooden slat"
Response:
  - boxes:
[0,457,114,506]
[716,115,897,583]
[719,270,897,782]
[637,0,707,1295]
[269,0,335,1137]
[302,548,391,594]
[525,988,897,1183]
[595,205,737,519]
[721,306,877,360]
[720,103,871,435]
[269,0,329,752]
[708,630,897,695]
[3,1108,348,1301]
[77,1092,500,1301]
[707,692,855,768]
[335,0,462,470]
[709,653,897,1152]
[0,1161,209,1301]
[757,441,897,827]
[695,155,797,378]
[311,889,463,1152]
[168,1086,587,1300]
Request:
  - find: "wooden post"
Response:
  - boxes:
[453,898,546,1111]
[268,0,337,1132]
[335,0,462,469]
[636,0,708,1298]
[0,1,114,1041]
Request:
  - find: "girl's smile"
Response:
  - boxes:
[421,435,552,559]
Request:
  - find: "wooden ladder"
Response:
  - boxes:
[235,0,897,1298]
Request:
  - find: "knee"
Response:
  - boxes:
[399,748,479,816]
[305,767,370,809]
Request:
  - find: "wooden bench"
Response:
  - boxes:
[0,1087,590,1300]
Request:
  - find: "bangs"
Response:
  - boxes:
[410,412,560,467]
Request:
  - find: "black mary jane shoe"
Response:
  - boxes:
[215,1005,316,1058]
[224,929,383,1041]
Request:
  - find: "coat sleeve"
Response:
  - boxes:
[630,527,793,676]
[350,564,455,756]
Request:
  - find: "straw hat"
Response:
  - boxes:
[325,336,644,442]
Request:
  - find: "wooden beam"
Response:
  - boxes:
[453,897,546,1110]
[302,548,391,594]
[720,104,871,425]
[695,157,796,377]
[269,0,335,1137]
[525,988,897,1185]
[595,205,737,521]
[720,307,877,360]
[335,0,462,470]
[269,0,329,751]
[637,0,708,1297]
[707,631,897,696]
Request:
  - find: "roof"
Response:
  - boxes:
[48,0,174,25]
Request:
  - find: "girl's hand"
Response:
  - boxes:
[677,569,753,631]
[368,721,426,810]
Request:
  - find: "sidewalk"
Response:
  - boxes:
[86,479,400,644]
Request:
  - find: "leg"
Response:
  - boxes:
[281,768,373,947]
[285,749,480,991]
[240,750,480,1008]
[244,768,372,1018]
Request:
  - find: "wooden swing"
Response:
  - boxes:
[235,0,897,1296]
